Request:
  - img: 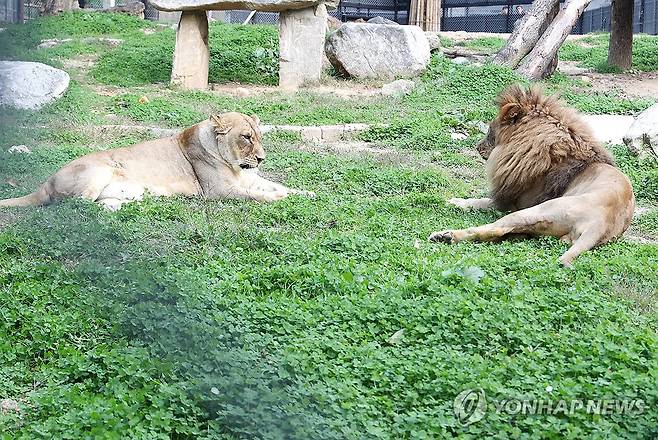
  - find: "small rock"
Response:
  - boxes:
[0,399,20,414]
[142,28,157,35]
[234,87,251,97]
[8,145,31,154]
[96,37,123,47]
[580,75,591,83]
[451,132,467,141]
[425,32,441,51]
[37,38,73,49]
[451,56,471,65]
[387,329,405,345]
[138,95,149,104]
[367,16,398,25]
[0,28,5,33]
[381,79,415,97]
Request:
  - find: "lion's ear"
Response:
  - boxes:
[210,114,231,134]
[250,114,260,126]
[500,103,524,124]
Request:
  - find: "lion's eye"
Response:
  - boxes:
[242,134,252,141]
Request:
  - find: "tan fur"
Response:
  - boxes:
[0,112,313,210]
[430,85,635,266]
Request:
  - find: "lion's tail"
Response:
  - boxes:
[0,186,50,207]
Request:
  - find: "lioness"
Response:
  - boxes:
[0,112,313,210]
[429,85,635,266]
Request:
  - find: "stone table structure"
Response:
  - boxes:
[150,0,337,89]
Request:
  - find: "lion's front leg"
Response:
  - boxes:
[221,184,289,202]
[447,197,494,210]
[429,224,513,244]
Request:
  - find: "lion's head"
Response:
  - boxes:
[210,112,265,171]
[478,85,614,210]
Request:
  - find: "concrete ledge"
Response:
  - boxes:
[261,123,377,142]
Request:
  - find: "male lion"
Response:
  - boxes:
[429,85,635,266]
[0,112,313,210]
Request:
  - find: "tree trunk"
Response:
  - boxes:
[516,0,592,81]
[493,0,559,69]
[608,0,634,70]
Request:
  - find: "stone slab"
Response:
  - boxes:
[279,4,327,89]
[150,0,337,12]
[171,10,209,89]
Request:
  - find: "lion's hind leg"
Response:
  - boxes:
[558,225,606,267]
[429,199,574,246]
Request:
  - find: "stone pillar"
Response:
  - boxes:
[278,4,327,89]
[171,10,209,90]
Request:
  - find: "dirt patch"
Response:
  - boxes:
[586,71,658,100]
[62,54,98,71]
[559,62,658,100]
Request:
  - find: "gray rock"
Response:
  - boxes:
[325,23,430,79]
[150,0,337,12]
[451,56,471,65]
[425,31,441,51]
[381,79,415,97]
[8,145,31,154]
[623,103,658,157]
[0,61,70,111]
[37,38,73,49]
[368,16,398,25]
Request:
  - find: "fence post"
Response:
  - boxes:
[17,0,24,23]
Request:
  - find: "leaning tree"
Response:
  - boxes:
[492,0,634,80]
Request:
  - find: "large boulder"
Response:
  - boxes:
[0,61,69,110]
[367,16,398,25]
[325,23,430,79]
[623,103,658,157]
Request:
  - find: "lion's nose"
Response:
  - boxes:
[256,156,265,164]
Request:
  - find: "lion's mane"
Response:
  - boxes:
[488,85,615,210]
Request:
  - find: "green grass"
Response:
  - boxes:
[1,12,657,439]
[91,23,279,86]
[559,33,658,72]
[460,37,506,53]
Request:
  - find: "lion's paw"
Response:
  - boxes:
[428,230,456,244]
